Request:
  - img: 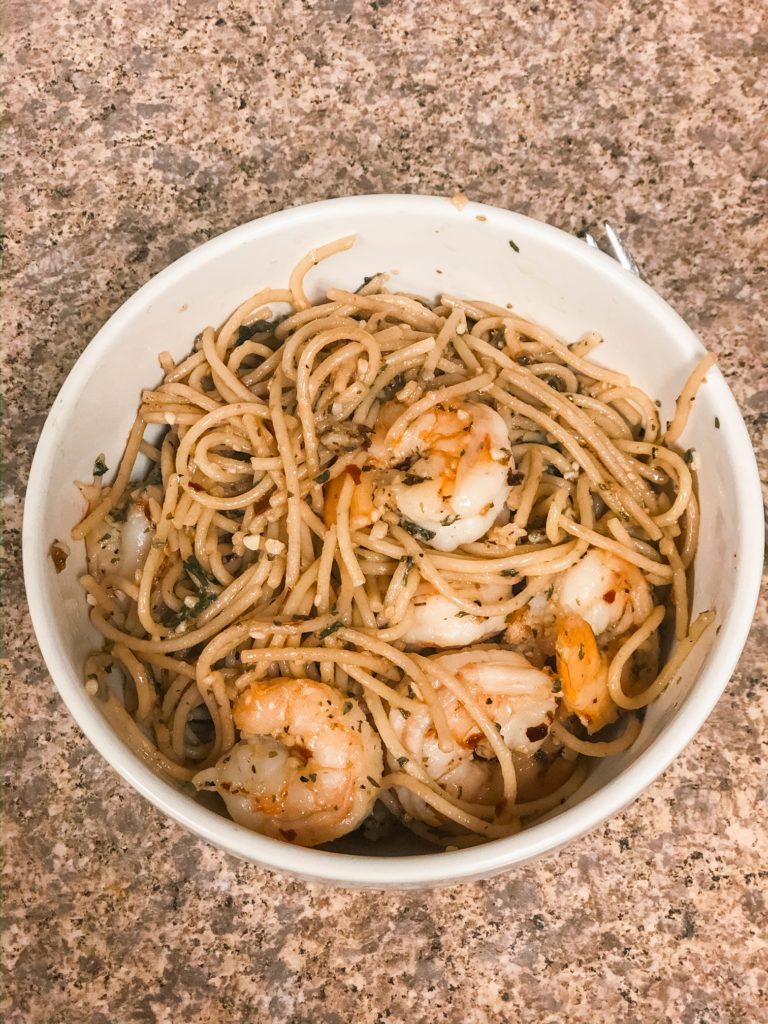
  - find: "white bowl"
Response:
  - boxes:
[23,195,763,887]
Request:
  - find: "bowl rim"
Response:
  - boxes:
[22,193,765,887]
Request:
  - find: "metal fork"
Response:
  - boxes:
[582,222,642,278]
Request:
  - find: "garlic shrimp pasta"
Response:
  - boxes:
[71,236,715,849]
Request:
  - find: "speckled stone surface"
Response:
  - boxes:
[3,1,767,1021]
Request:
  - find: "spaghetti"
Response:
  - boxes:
[72,237,715,849]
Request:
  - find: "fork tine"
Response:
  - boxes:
[583,232,599,249]
[603,222,641,277]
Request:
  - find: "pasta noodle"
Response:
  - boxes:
[71,237,715,849]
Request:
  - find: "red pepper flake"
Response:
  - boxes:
[465,733,483,750]
[526,723,549,742]
[345,464,362,485]
[603,589,616,604]
[188,481,203,492]
[279,828,297,842]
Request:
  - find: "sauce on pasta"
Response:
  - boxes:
[71,237,714,849]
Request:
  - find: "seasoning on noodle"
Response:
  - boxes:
[71,236,715,849]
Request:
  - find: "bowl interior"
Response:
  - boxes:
[23,195,762,884]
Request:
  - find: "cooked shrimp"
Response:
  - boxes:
[323,465,378,530]
[504,550,653,732]
[433,650,557,756]
[557,549,653,640]
[389,700,501,826]
[505,549,653,656]
[88,486,158,580]
[194,678,383,847]
[369,400,512,551]
[389,649,556,825]
[555,613,617,733]
[401,580,509,647]
[554,551,654,731]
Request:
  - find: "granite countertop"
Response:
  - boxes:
[4,1,766,1021]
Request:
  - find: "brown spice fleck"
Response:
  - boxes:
[49,540,69,573]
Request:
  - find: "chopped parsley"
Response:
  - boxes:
[381,372,406,400]
[318,620,343,639]
[683,448,695,465]
[170,554,219,622]
[314,469,330,484]
[396,756,409,767]
[236,319,274,345]
[173,590,217,625]
[714,417,720,429]
[184,554,215,593]
[401,519,436,542]
[508,239,520,253]
[490,327,506,350]
[92,455,109,477]
[355,273,382,294]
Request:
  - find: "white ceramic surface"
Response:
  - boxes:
[23,195,764,887]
